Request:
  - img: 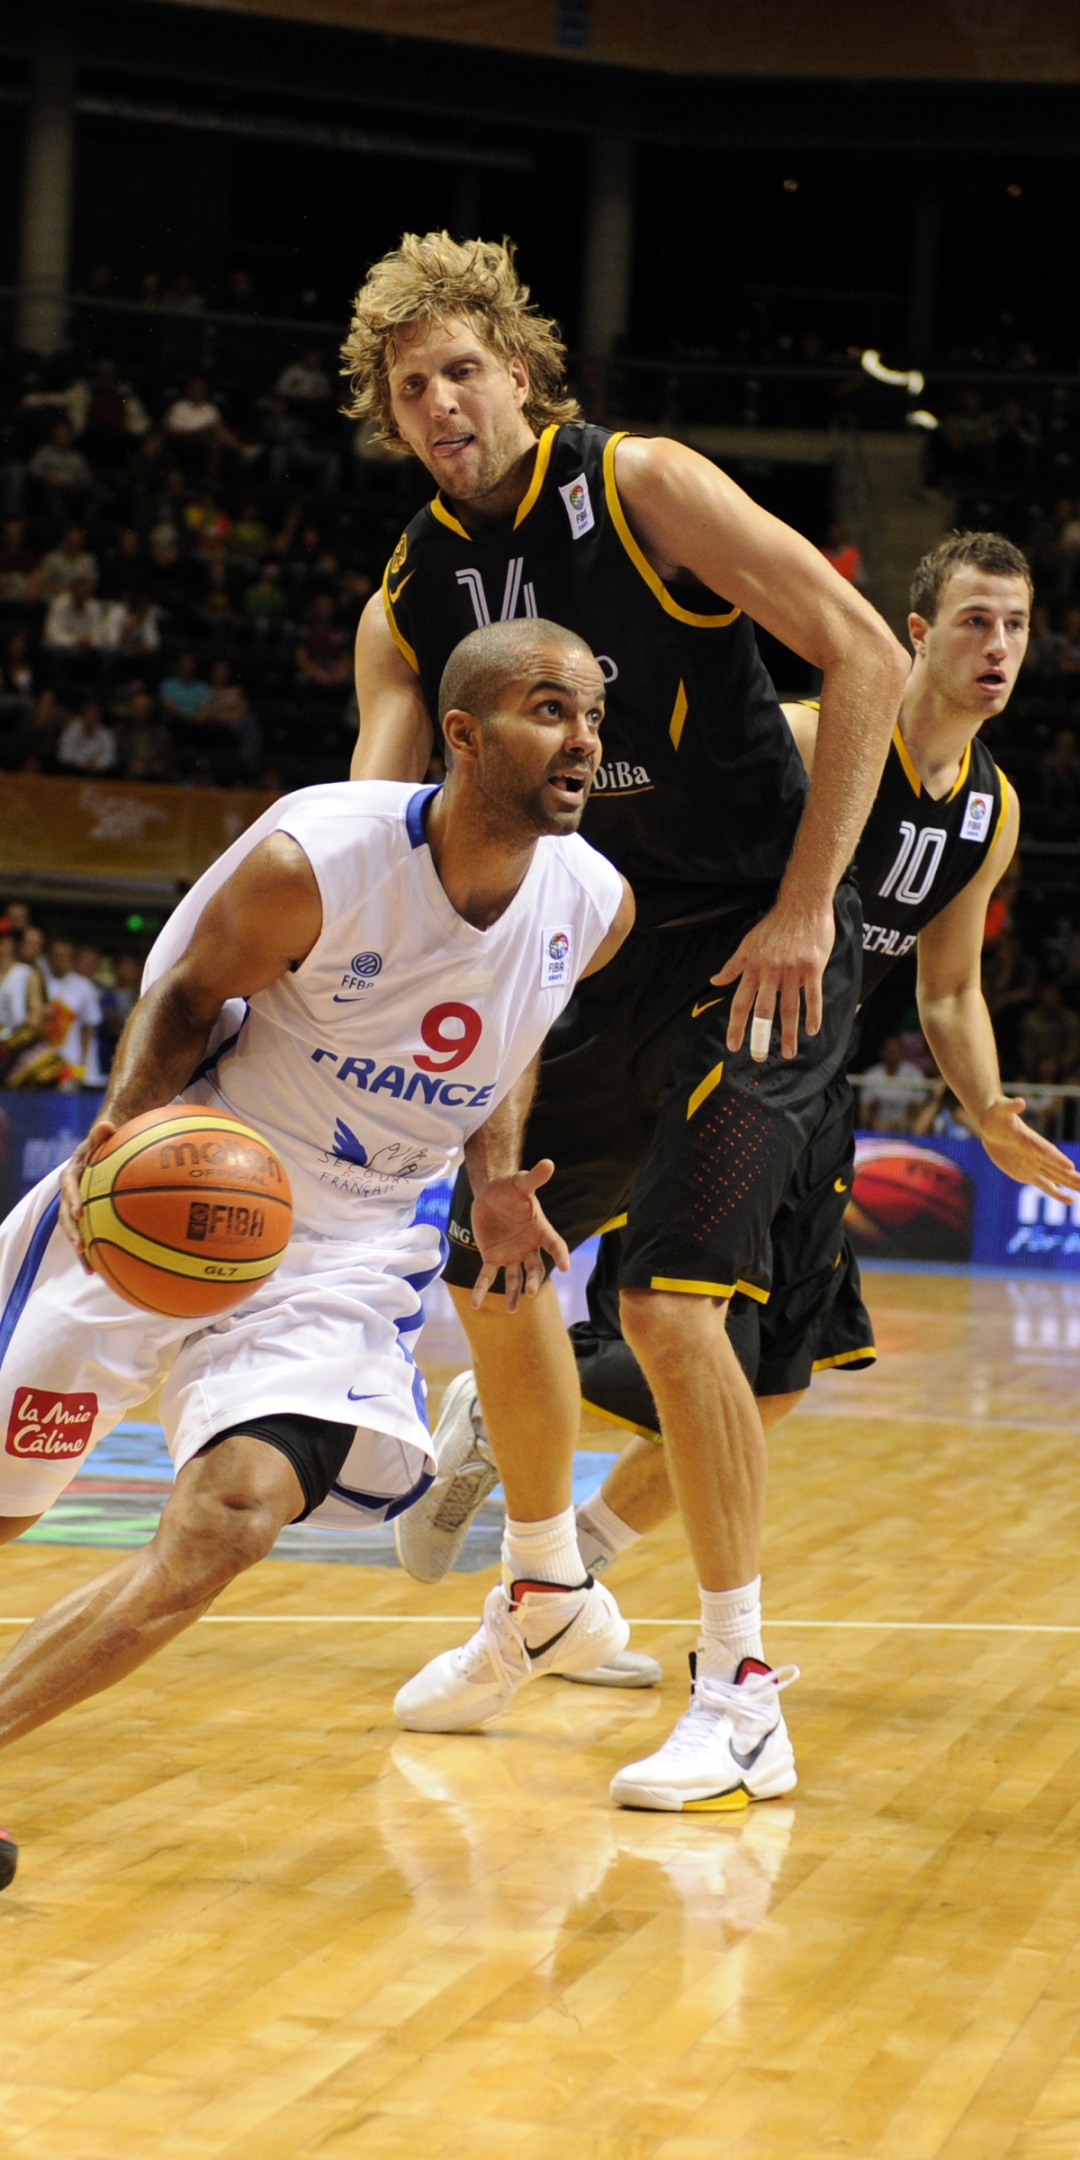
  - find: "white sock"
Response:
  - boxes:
[575,1490,642,1575]
[502,1506,587,1593]
[698,1579,764,1680]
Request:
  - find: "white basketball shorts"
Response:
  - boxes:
[0,1166,441,1525]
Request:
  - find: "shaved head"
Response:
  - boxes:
[438,618,599,731]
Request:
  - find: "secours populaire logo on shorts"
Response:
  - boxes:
[6,1388,97,1459]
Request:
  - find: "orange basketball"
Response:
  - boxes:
[79,1105,293,1318]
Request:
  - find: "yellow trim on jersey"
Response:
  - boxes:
[669,680,688,750]
[601,433,742,628]
[382,561,420,674]
[947,741,972,801]
[429,495,471,540]
[650,1274,769,1304]
[811,1346,878,1372]
[687,1060,724,1120]
[512,425,556,528]
[991,768,1012,851]
[596,1212,628,1236]
[427,428,554,539]
[580,1396,662,1443]
[894,725,974,805]
[892,722,921,797]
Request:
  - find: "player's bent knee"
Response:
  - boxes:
[621,1287,751,1401]
[209,1496,285,1576]
[620,1286,730,1366]
[0,1513,44,1546]
[153,1487,288,1599]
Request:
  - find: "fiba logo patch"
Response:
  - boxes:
[960,792,993,842]
[541,923,574,988]
[351,952,383,978]
[558,474,595,539]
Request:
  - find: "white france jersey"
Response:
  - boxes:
[145,781,623,1234]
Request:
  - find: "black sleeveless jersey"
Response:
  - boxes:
[854,724,1008,999]
[384,422,809,932]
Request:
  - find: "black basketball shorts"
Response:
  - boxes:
[444,880,862,1308]
[739,1068,876,1397]
[568,1066,876,1433]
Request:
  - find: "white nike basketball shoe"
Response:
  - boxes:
[610,1655,799,1812]
[394,1368,662,1689]
[394,1371,500,1583]
[393,1575,631,1733]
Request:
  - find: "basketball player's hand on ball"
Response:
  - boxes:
[470,1159,570,1314]
[712,895,836,1061]
[978,1097,1080,1201]
[59,1117,117,1265]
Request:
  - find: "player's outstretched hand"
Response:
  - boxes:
[712,894,836,1061]
[978,1097,1080,1200]
[59,1117,116,1266]
[470,1158,570,1314]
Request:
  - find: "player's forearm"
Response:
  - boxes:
[101,976,220,1130]
[351,705,432,783]
[781,641,906,908]
[919,986,1006,1127]
[464,1055,540,1193]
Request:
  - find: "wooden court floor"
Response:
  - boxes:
[3,1266,1080,2159]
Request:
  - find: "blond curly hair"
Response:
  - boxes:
[340,231,582,449]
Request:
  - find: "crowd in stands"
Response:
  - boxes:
[0,313,430,794]
[854,840,1080,1141]
[0,898,141,1090]
[3,284,1080,1108]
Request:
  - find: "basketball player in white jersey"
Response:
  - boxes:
[0,619,634,1891]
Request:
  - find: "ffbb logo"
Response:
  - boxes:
[6,1387,97,1459]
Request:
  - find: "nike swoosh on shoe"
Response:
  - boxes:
[730,1730,772,1772]
[525,1614,580,1662]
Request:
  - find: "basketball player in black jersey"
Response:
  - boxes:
[344,232,908,1810]
[563,532,1080,1601]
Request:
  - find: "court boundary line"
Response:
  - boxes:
[789,1409,1080,1430]
[3,1614,1080,1633]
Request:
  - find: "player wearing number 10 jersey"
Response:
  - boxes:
[565,534,1080,1612]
